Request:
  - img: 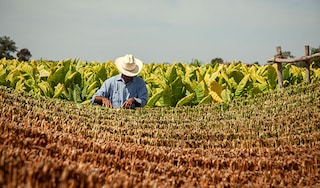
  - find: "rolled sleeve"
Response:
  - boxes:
[134,80,148,107]
[90,80,110,104]
[134,97,142,104]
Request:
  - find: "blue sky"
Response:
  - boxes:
[1,0,319,64]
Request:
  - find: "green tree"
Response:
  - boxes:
[17,48,32,61]
[210,57,223,66]
[0,36,18,60]
[282,51,295,59]
[282,50,306,67]
[311,46,320,54]
[311,45,320,68]
[190,59,202,67]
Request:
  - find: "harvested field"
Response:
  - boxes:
[1,83,320,187]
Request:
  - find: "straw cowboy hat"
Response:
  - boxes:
[115,54,143,77]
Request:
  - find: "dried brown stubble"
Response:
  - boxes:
[0,82,320,187]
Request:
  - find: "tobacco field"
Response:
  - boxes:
[1,79,320,187]
[1,58,320,107]
[1,58,320,187]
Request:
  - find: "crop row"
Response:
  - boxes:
[1,83,319,148]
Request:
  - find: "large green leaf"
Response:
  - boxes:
[65,71,82,88]
[194,81,207,103]
[82,80,99,100]
[267,65,278,90]
[283,65,291,80]
[165,65,178,83]
[95,64,107,82]
[145,73,166,88]
[198,94,212,105]
[83,73,96,88]
[105,61,119,78]
[183,79,195,94]
[311,63,320,78]
[195,69,203,82]
[38,81,53,97]
[48,66,66,86]
[185,67,198,82]
[288,65,304,84]
[207,64,224,81]
[221,88,232,103]
[248,86,262,97]
[257,82,269,92]
[203,66,213,82]
[248,64,258,74]
[176,93,195,107]
[147,88,163,107]
[257,65,269,76]
[69,84,82,102]
[209,80,222,96]
[39,69,50,79]
[229,70,244,84]
[86,87,98,100]
[252,73,266,84]
[208,80,223,103]
[87,80,99,94]
[162,85,174,107]
[239,63,250,75]
[175,62,186,74]
[23,77,37,92]
[53,83,67,99]
[0,65,8,85]
[209,91,222,103]
[171,76,185,104]
[20,63,35,79]
[235,74,250,97]
[15,76,26,91]
[219,68,231,89]
[6,69,20,87]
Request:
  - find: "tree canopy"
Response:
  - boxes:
[17,48,32,61]
[0,36,18,60]
[311,46,320,68]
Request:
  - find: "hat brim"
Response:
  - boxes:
[115,56,143,77]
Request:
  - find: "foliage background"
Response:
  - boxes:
[0,58,319,107]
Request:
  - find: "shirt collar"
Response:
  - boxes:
[116,74,136,83]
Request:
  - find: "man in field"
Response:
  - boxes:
[91,54,148,109]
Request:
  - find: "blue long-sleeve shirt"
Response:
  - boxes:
[91,74,148,108]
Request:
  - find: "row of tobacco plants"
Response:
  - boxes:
[1,58,320,107]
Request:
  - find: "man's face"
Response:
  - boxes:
[121,74,133,83]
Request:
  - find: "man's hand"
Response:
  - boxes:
[122,98,136,109]
[101,97,112,108]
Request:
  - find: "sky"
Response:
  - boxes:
[1,0,319,64]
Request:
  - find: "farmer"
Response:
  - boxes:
[91,54,148,109]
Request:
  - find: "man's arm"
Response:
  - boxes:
[94,96,112,108]
[91,79,112,106]
[134,80,148,107]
